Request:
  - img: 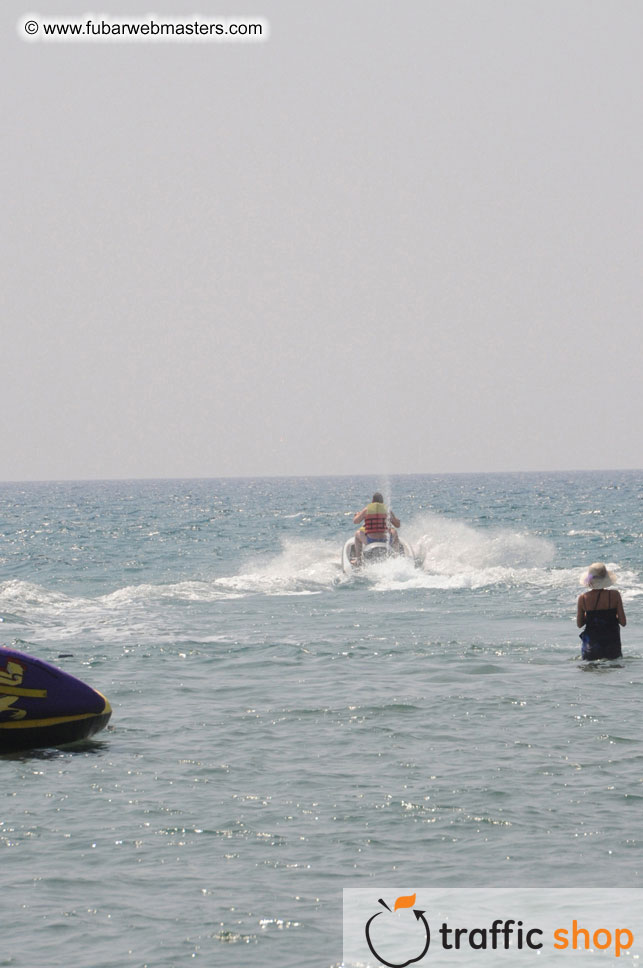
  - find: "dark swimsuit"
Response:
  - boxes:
[580,590,622,660]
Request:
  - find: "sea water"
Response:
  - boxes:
[1,471,642,968]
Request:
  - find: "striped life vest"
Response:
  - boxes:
[363,502,389,535]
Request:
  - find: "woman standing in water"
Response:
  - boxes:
[577,562,626,660]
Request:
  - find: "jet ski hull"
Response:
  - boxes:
[341,537,415,575]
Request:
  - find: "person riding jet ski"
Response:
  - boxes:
[352,492,400,565]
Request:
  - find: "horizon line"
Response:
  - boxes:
[0,467,641,486]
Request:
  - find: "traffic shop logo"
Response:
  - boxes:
[365,893,430,968]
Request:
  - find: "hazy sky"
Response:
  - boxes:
[4,1,642,481]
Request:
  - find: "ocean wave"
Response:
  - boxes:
[390,512,558,589]
[1,519,640,630]
[409,512,554,570]
[219,538,339,595]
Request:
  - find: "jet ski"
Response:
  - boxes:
[341,536,416,575]
[0,646,112,754]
